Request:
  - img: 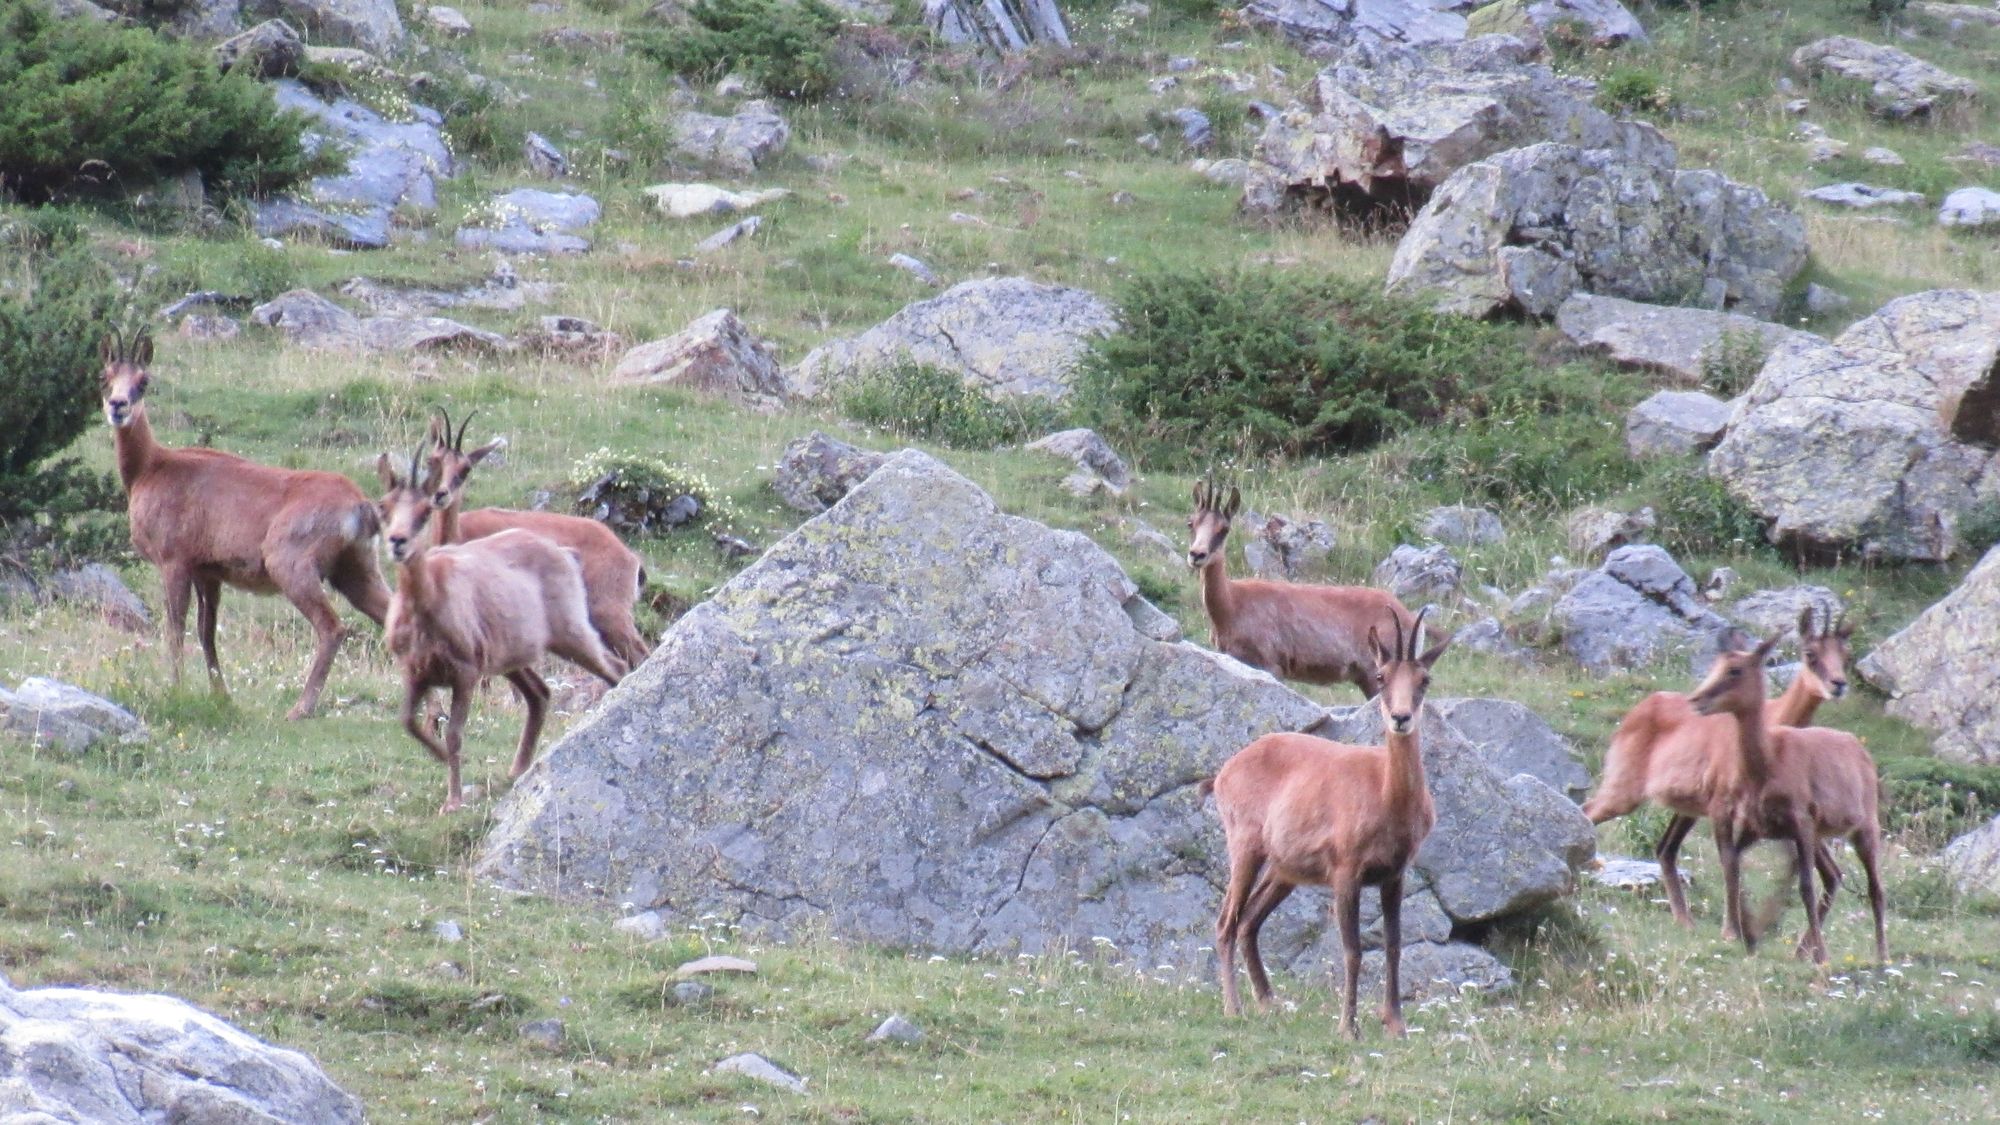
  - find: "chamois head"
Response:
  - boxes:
[1367,607,1450,736]
[1689,632,1784,719]
[1797,606,1855,703]
[99,329,155,429]
[376,441,438,564]
[423,406,506,513]
[1187,477,1241,571]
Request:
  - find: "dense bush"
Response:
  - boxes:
[632,0,845,101]
[0,0,316,203]
[838,362,1065,450]
[1641,461,1768,558]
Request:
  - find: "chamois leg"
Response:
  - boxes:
[591,598,652,671]
[1215,847,1264,1017]
[276,563,348,721]
[438,684,473,815]
[160,563,194,687]
[399,681,448,764]
[1855,827,1888,965]
[1812,842,1845,927]
[1379,875,1407,1038]
[329,545,390,627]
[1715,828,1753,954]
[1654,814,1700,930]
[1790,823,1827,965]
[193,573,226,693]
[503,669,550,779]
[1332,874,1364,1041]
[1239,872,1296,1013]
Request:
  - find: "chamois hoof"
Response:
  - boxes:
[284,703,314,721]
[438,798,464,815]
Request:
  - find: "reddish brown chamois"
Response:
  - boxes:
[1686,635,1834,963]
[1187,479,1412,697]
[423,408,651,669]
[1209,608,1449,1039]
[1585,608,1856,933]
[99,330,389,719]
[378,445,628,814]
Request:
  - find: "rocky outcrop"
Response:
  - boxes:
[1238,512,1335,579]
[455,189,599,255]
[925,0,1070,51]
[215,19,305,77]
[1242,0,1467,58]
[1387,142,1808,319]
[0,678,146,755]
[1556,293,1820,384]
[1024,429,1131,497]
[1943,814,2000,895]
[253,79,452,251]
[1427,697,1589,801]
[770,432,888,514]
[0,972,360,1123]
[673,102,790,174]
[792,278,1117,401]
[1791,36,1977,119]
[1859,544,2000,764]
[1464,0,1645,46]
[611,309,787,406]
[1625,390,1734,459]
[1552,545,1733,672]
[1707,289,2000,562]
[273,0,404,53]
[1240,36,1661,221]
[475,452,1594,988]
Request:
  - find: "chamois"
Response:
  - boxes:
[1209,608,1449,1039]
[1187,479,1412,697]
[378,445,627,814]
[99,330,389,719]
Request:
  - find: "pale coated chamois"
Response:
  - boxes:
[423,408,651,669]
[1187,479,1412,698]
[1209,608,1449,1039]
[377,445,627,814]
[100,330,389,719]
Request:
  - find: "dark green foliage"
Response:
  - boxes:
[1700,327,1769,398]
[1641,461,1768,558]
[632,0,845,101]
[839,362,1065,450]
[1868,0,1908,16]
[1597,66,1668,113]
[0,0,317,202]
[1958,497,2000,558]
[1879,757,2000,842]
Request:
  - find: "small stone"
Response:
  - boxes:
[888,252,942,286]
[426,5,473,36]
[716,72,751,98]
[1109,190,1137,205]
[1702,567,1740,602]
[678,954,758,976]
[715,1052,807,1094]
[669,980,714,1006]
[694,215,763,253]
[1804,283,1851,317]
[1136,133,1161,153]
[435,960,467,979]
[867,1014,924,1044]
[523,131,569,178]
[1168,107,1211,150]
[518,1018,566,1050]
[434,919,464,942]
[613,910,670,941]
[1148,75,1179,94]
[1783,98,1810,114]
[1372,544,1462,604]
[1861,146,1906,167]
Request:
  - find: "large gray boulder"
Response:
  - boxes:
[1425,697,1589,801]
[475,452,1594,988]
[1241,36,1663,219]
[770,432,888,514]
[1243,0,1467,57]
[255,79,451,250]
[1791,36,1977,119]
[792,278,1117,401]
[455,189,599,255]
[1464,0,1645,46]
[1707,289,2000,562]
[1556,293,1820,385]
[1859,544,2000,764]
[1552,545,1734,672]
[1388,142,1808,320]
[271,0,405,53]
[0,972,361,1123]
[673,102,789,175]
[612,309,787,406]
[1943,814,2000,895]
[0,678,146,755]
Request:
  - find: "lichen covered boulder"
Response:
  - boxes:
[1859,543,2000,764]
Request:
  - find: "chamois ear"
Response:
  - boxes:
[1834,613,1854,641]
[428,409,451,445]
[1418,630,1453,668]
[1753,631,1783,663]
[375,452,400,493]
[131,332,152,368]
[100,331,121,366]
[467,436,506,465]
[1368,625,1392,666]
[1224,485,1241,518]
[1798,605,1817,641]
[1192,480,1208,511]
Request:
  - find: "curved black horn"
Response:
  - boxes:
[407,438,428,489]
[108,326,126,364]
[431,404,453,445]
[454,409,478,452]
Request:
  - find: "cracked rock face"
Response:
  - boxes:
[792,278,1118,401]
[1707,289,2000,562]
[1552,545,1734,672]
[476,452,1592,986]
[1859,543,2000,765]
[1242,0,1468,57]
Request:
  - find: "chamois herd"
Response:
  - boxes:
[96,332,1891,1038]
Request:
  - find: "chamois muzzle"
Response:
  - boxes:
[1830,678,1848,699]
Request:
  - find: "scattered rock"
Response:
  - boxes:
[1372,543,1462,603]
[0,972,362,1123]
[1168,106,1212,150]
[1859,544,2000,764]
[1238,512,1335,579]
[613,910,670,941]
[338,260,555,316]
[1449,616,1534,665]
[215,19,306,78]
[539,24,618,48]
[1707,289,2000,562]
[1591,856,1672,890]
[1551,545,1734,672]
[434,919,464,943]
[47,564,150,633]
[678,955,758,976]
[1792,36,1977,119]
[670,980,714,1005]
[867,1014,924,1044]
[178,313,242,341]
[523,131,569,178]
[1466,0,1646,46]
[1625,390,1734,459]
[474,453,1594,977]
[673,101,790,174]
[1421,506,1504,547]
[456,188,599,255]
[1387,142,1807,320]
[888,252,942,286]
[792,278,1118,401]
[1862,146,1906,167]
[1804,182,1926,209]
[1025,429,1131,497]
[1944,814,2000,895]
[1565,505,1655,560]
[1912,0,2000,24]
[694,215,763,253]
[275,0,405,55]
[0,678,147,755]
[923,0,1070,50]
[1939,187,2000,228]
[425,4,471,36]
[1197,157,1251,186]
[250,198,391,251]
[1242,0,1468,57]
[251,289,512,353]
[644,182,790,219]
[1805,283,1851,317]
[255,79,452,251]
[1952,141,2000,168]
[714,1052,807,1094]
[612,309,787,406]
[518,1018,565,1050]
[772,432,889,514]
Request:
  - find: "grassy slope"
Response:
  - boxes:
[3,0,2000,1119]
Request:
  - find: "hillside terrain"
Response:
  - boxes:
[3,0,2000,1118]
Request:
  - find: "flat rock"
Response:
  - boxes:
[0,678,147,755]
[772,432,889,514]
[1551,545,1734,672]
[473,452,1593,978]
[612,309,786,405]
[1707,289,2000,561]
[1556,294,1818,386]
[1792,36,1977,119]
[714,1052,806,1093]
[1804,182,1925,209]
[1591,856,1671,890]
[1625,390,1735,459]
[0,972,361,1123]
[644,183,790,219]
[1940,187,2000,228]
[1859,544,2000,764]
[252,289,511,353]
[456,188,599,255]
[678,954,758,975]
[792,278,1117,401]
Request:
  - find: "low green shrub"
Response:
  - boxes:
[0,0,317,202]
[631,0,845,101]
[1597,66,1670,113]
[1880,757,2000,843]
[1641,461,1767,558]
[569,448,749,540]
[839,362,1065,450]
[1700,327,1768,397]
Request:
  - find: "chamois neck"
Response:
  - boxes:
[437,501,463,545]
[1382,728,1427,816]
[1199,554,1235,636]
[112,407,159,491]
[1725,695,1774,785]
[1768,672,1822,728]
